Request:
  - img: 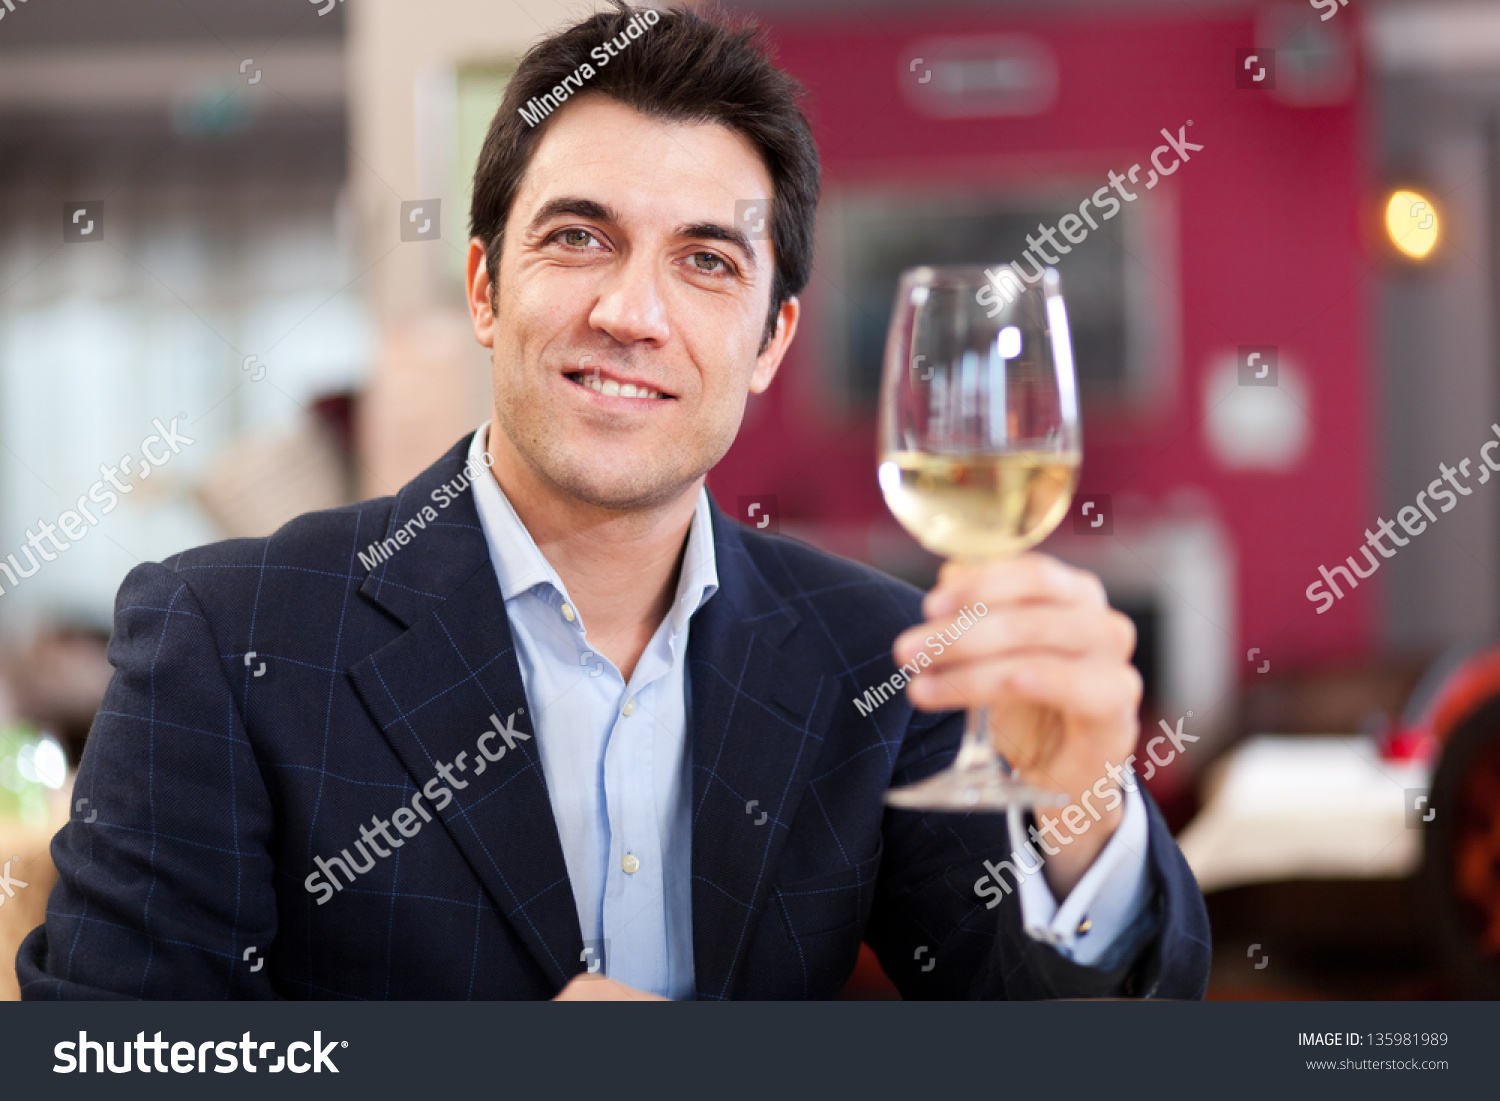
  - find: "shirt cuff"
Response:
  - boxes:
[1005,781,1152,967]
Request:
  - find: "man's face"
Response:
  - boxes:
[467,95,798,512]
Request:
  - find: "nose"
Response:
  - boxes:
[588,250,670,346]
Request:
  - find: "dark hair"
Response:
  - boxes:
[468,1,819,350]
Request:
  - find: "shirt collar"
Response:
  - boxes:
[467,421,718,636]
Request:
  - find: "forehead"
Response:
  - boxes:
[511,94,773,226]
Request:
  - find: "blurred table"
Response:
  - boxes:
[0,779,71,1001]
[1177,736,1430,893]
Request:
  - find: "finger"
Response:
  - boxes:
[908,654,1142,724]
[925,553,1108,620]
[896,604,1135,669]
[986,701,1066,776]
[554,975,667,1001]
[1005,656,1144,730]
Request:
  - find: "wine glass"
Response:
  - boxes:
[878,264,1080,811]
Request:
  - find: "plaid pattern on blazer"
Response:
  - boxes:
[18,434,1210,1000]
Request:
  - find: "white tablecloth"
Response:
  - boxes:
[1176,736,1431,893]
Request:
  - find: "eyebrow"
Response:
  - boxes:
[526,197,617,234]
[526,196,759,272]
[676,222,758,272]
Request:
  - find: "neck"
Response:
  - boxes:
[483,422,700,682]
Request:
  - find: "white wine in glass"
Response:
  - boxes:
[880,450,1078,561]
[878,264,1080,811]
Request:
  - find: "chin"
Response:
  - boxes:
[550,457,700,512]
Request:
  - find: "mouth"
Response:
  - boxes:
[564,366,676,402]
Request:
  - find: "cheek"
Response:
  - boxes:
[685,361,752,439]
[492,296,565,381]
[678,310,761,400]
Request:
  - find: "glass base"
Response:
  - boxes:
[885,765,1070,812]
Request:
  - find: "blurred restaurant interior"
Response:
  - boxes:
[3,0,1500,999]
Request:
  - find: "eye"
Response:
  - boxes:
[552,228,604,249]
[688,251,731,275]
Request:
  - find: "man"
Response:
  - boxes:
[19,2,1208,1000]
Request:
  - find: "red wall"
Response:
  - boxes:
[708,7,1376,669]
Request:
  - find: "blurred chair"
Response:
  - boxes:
[194,415,349,539]
[356,309,493,501]
[1407,645,1500,997]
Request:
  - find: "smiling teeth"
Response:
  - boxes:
[579,374,664,399]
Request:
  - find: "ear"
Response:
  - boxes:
[749,296,800,394]
[466,238,496,349]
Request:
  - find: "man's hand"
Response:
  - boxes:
[893,553,1141,899]
[552,974,667,1000]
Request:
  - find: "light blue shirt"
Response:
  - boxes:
[467,423,1151,997]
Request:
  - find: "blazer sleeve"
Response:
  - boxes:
[862,708,1212,1000]
[16,561,280,999]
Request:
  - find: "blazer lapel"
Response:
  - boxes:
[346,436,582,992]
[688,499,840,1000]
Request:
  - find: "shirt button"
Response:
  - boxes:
[561,603,576,623]
[622,698,636,717]
[622,854,640,874]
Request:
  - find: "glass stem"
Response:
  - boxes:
[954,706,1006,773]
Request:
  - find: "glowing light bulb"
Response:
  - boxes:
[1386,189,1440,260]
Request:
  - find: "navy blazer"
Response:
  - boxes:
[18,434,1210,1000]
